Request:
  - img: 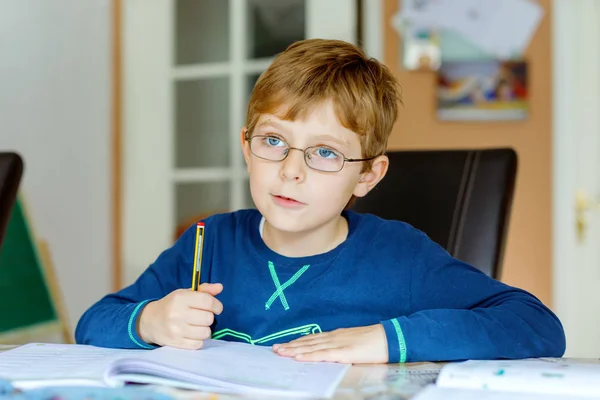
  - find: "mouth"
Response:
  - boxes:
[272,194,304,206]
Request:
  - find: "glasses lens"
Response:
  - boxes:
[305,146,344,172]
[251,136,288,161]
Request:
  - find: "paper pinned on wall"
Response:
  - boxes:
[394,0,544,61]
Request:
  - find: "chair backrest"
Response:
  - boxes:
[352,148,517,279]
[0,152,24,252]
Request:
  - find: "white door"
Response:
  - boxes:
[122,0,356,286]
[553,0,600,358]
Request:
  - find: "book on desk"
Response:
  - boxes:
[415,358,600,400]
[0,339,349,398]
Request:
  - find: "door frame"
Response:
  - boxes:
[552,0,600,356]
[551,0,577,340]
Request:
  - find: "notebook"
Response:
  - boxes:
[0,339,349,398]
[413,358,600,400]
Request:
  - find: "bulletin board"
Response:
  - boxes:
[383,0,553,304]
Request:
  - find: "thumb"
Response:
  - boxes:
[198,282,223,296]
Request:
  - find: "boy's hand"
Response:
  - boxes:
[138,283,223,349]
[272,324,388,364]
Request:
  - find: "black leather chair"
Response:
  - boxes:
[352,149,517,279]
[0,152,24,252]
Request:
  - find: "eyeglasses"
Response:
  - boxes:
[245,134,377,173]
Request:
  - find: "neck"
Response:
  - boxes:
[262,215,349,258]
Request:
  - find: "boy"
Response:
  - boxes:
[76,39,565,364]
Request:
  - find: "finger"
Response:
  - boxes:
[198,283,223,296]
[285,332,328,345]
[275,332,335,352]
[185,310,215,327]
[295,347,351,363]
[182,326,212,341]
[277,341,340,357]
[280,335,331,349]
[169,338,205,350]
[273,339,304,352]
[189,292,224,315]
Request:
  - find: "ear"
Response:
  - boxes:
[353,155,389,198]
[241,128,251,170]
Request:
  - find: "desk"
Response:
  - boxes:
[1,345,598,400]
[155,357,600,399]
[154,361,444,400]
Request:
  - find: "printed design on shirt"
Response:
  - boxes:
[265,261,310,311]
[212,324,322,345]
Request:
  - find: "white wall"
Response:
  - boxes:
[0,0,112,335]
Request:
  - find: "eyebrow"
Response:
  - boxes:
[312,134,350,149]
[256,120,284,130]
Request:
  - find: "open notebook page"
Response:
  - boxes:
[0,343,143,388]
[0,340,349,398]
[120,339,349,397]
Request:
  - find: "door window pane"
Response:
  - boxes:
[175,78,230,168]
[247,73,261,99]
[175,0,230,65]
[175,182,230,238]
[247,0,306,59]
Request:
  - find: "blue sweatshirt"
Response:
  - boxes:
[75,210,565,363]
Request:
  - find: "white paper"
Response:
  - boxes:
[0,343,142,388]
[0,340,349,398]
[399,0,467,30]
[118,340,349,398]
[436,359,600,398]
[413,385,594,400]
[439,0,543,59]
[397,0,544,59]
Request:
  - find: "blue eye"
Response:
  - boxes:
[316,147,338,159]
[265,137,284,147]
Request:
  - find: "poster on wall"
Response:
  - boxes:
[436,60,528,121]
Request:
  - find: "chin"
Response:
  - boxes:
[261,207,342,237]
[261,210,310,233]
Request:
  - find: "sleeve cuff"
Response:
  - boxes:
[127,300,159,349]
[381,318,408,363]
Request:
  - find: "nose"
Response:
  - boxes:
[280,148,306,182]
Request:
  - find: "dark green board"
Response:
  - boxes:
[0,199,57,333]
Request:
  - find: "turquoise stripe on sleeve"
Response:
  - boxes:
[391,318,407,363]
[127,300,154,349]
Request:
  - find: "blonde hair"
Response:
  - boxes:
[246,39,402,170]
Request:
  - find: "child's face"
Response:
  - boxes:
[242,100,387,235]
